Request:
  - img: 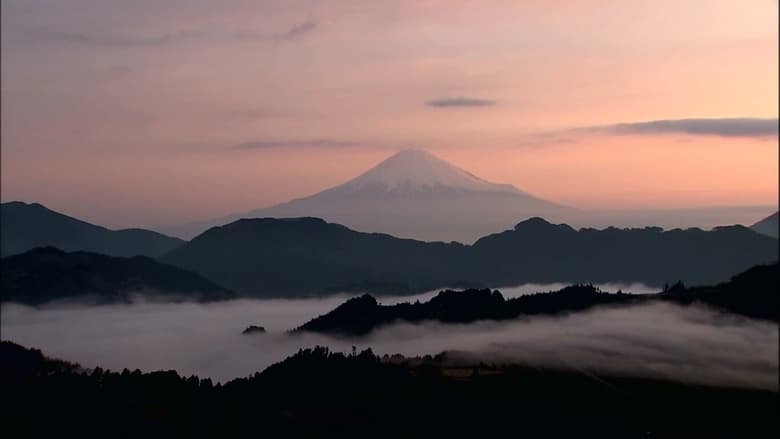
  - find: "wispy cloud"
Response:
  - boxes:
[426,97,496,108]
[36,30,206,48]
[31,19,318,48]
[515,135,579,148]
[582,118,778,139]
[232,30,267,41]
[233,139,362,150]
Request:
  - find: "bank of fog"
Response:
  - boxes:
[1,291,776,390]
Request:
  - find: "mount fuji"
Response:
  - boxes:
[751,211,779,238]
[178,149,572,242]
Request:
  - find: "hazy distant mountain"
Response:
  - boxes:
[751,211,778,238]
[162,216,778,297]
[0,201,184,257]
[1,247,233,305]
[166,149,775,242]
[174,149,573,242]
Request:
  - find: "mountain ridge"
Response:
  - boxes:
[751,211,779,238]
[1,246,234,305]
[162,215,778,297]
[1,201,184,257]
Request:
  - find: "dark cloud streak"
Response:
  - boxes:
[233,139,361,150]
[35,29,206,48]
[515,135,579,148]
[276,19,319,42]
[587,118,778,138]
[426,97,496,108]
[28,18,319,48]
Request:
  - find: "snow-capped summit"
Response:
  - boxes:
[340,149,520,194]
[176,149,571,243]
[165,148,778,242]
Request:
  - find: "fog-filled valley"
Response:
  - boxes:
[1,283,653,378]
[3,285,776,390]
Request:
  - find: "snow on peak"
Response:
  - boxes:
[340,149,520,194]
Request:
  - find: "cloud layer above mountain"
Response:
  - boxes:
[233,139,361,150]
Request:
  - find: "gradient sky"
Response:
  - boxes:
[1,0,777,228]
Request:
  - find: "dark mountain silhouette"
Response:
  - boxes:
[751,211,779,238]
[659,262,778,322]
[467,218,777,286]
[1,201,184,257]
[161,217,471,296]
[162,216,778,297]
[295,285,635,336]
[0,340,83,379]
[1,247,234,305]
[295,263,778,335]
[2,341,777,437]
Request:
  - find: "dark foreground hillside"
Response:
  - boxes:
[1,341,776,438]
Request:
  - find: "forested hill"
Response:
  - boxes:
[295,262,779,335]
[1,341,776,438]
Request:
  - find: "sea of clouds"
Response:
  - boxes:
[1,282,776,390]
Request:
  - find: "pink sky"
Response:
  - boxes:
[1,0,777,228]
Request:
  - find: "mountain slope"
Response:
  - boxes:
[751,211,778,238]
[1,201,184,257]
[332,148,524,195]
[175,149,572,242]
[162,216,778,297]
[1,247,234,305]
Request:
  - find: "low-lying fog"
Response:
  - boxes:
[2,283,776,390]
